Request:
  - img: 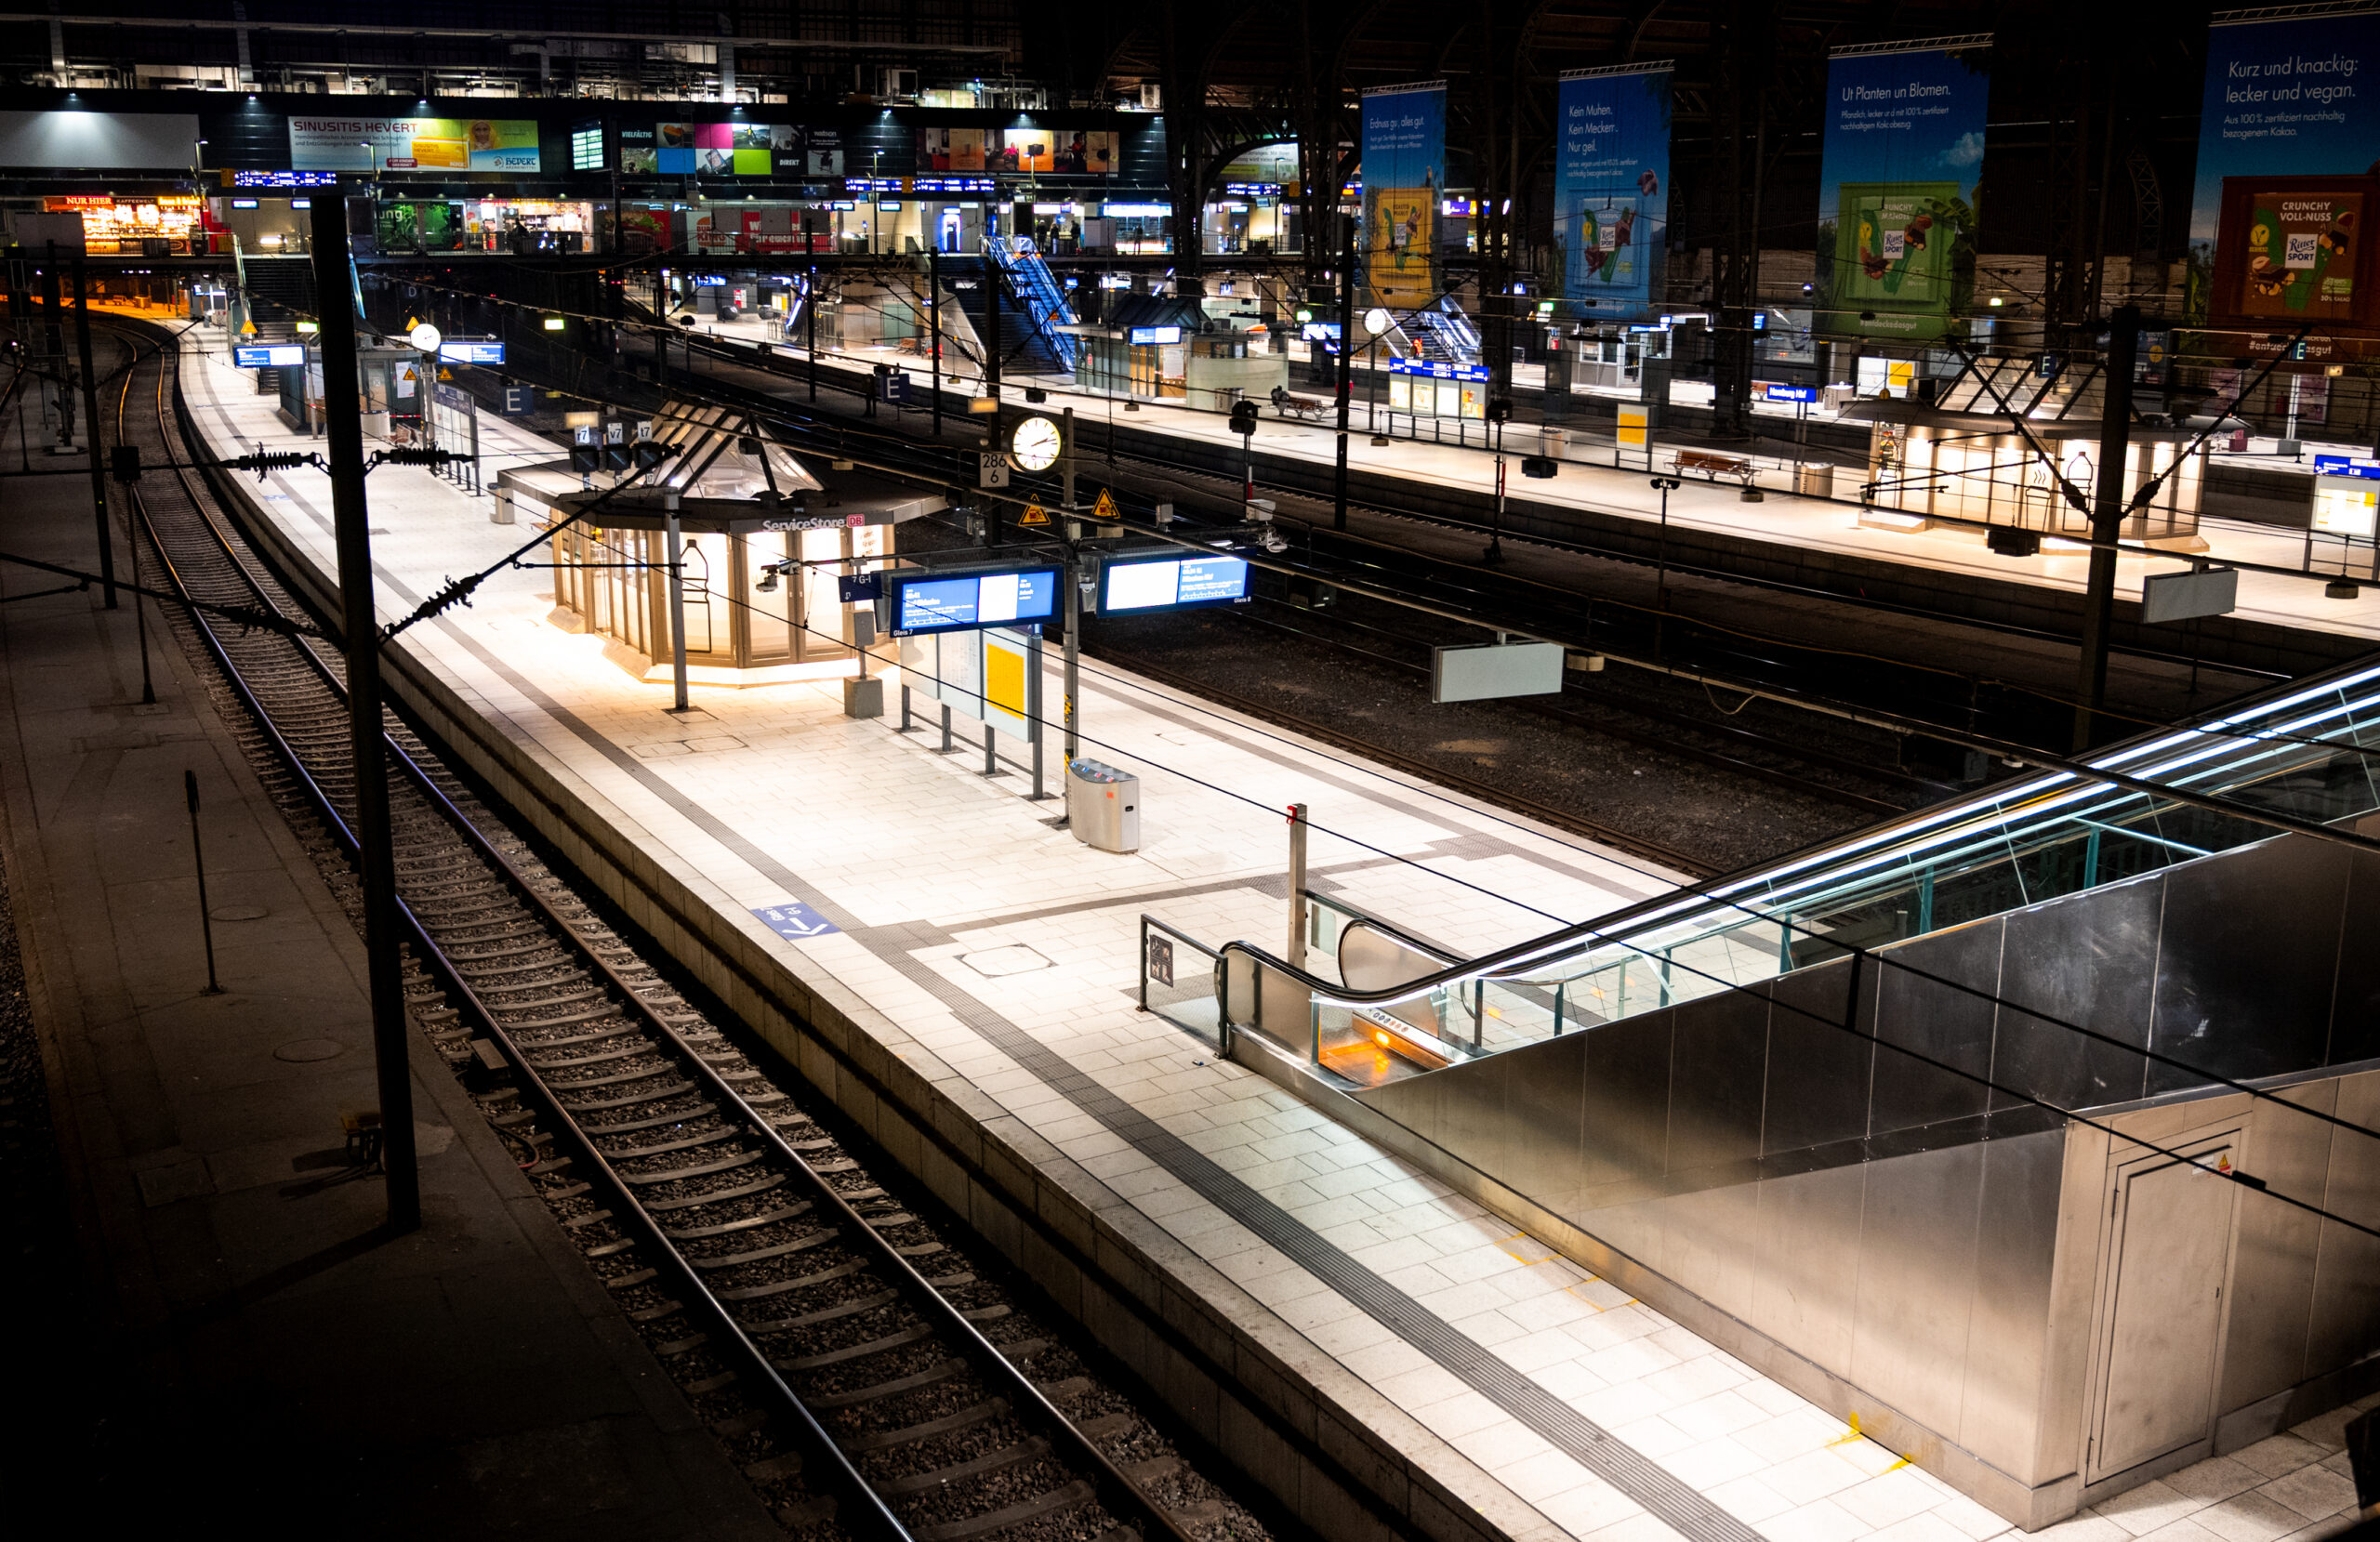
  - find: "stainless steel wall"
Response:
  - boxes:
[1342,830,2380,1523]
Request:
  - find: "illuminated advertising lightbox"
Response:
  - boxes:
[889,566,1062,638]
[1099,555,1252,614]
[289,117,540,172]
[233,344,306,368]
[1814,40,1989,341]
[1554,65,1673,317]
[2208,177,2373,332]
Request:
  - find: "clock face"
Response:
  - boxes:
[1010,415,1063,472]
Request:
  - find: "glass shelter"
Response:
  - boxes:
[504,402,945,686]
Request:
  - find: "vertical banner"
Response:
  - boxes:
[1815,37,1990,342]
[2188,8,2380,346]
[1361,83,1447,308]
[1554,64,1673,318]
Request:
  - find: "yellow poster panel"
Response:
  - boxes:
[985,640,1026,719]
[1368,190,1438,307]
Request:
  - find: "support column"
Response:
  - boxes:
[2072,305,2139,752]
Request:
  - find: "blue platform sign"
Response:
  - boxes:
[2314,455,2380,481]
[1761,383,1819,403]
[838,573,882,603]
[232,343,306,368]
[439,338,506,364]
[753,902,840,940]
[1390,357,1490,382]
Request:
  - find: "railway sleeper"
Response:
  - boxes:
[809,1357,967,1410]
[553,1077,693,1112]
[909,1478,1097,1542]
[620,1149,764,1186]
[840,1397,1009,1455]
[662,1199,807,1240]
[642,1171,785,1212]
[722,1255,866,1306]
[740,1286,897,1330]
[880,1437,1051,1496]
[692,1221,832,1270]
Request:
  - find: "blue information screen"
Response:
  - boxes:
[891,566,1060,637]
[1101,555,1251,614]
[440,339,506,364]
[232,344,306,368]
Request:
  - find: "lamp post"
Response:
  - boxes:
[1649,474,1683,653]
[1364,305,1392,444]
[1484,396,1514,564]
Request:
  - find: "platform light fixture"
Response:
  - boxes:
[542,315,565,331]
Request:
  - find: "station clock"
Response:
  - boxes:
[1008,414,1064,473]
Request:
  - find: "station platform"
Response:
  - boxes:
[170,327,2379,1542]
[0,323,779,1537]
[696,316,2380,663]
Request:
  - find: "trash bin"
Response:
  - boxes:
[1066,758,1141,852]
[1540,427,1568,460]
[1795,463,1834,498]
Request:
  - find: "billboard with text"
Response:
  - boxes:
[289,117,539,173]
[1815,40,1988,342]
[1361,83,1446,308]
[1554,66,1672,318]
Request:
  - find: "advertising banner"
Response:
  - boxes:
[290,117,539,173]
[1361,82,1447,308]
[1814,38,1989,342]
[2189,8,2380,344]
[1553,65,1673,318]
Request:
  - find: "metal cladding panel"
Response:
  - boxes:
[1960,1127,2070,1476]
[1749,1160,1867,1371]
[1578,1007,1676,1206]
[2149,835,2348,1094]
[1505,1034,1588,1219]
[2306,1069,2380,1375]
[2326,851,2380,1067]
[2221,1080,2336,1411]
[1667,982,1768,1177]
[0,109,202,168]
[1995,872,2165,1111]
[1851,1141,1988,1439]
[1763,959,1873,1156]
[1870,919,2003,1136]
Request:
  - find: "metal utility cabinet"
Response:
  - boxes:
[1065,758,1140,852]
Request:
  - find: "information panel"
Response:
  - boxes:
[1099,555,1251,615]
[439,339,506,364]
[232,343,306,368]
[890,566,1061,637]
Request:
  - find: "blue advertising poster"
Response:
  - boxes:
[1360,83,1446,308]
[2188,9,2380,328]
[1816,40,1990,343]
[1554,66,1673,318]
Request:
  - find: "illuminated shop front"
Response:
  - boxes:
[518,404,944,685]
[49,193,212,254]
[1844,357,2206,549]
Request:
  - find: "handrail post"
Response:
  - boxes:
[1286,802,1308,971]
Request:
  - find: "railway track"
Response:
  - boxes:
[106,324,1251,1542]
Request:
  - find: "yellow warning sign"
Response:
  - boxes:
[438,367,453,381]
[1091,488,1118,521]
[1019,503,1051,526]
[239,317,257,335]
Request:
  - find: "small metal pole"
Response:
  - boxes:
[1029,630,1048,799]
[984,721,998,776]
[1063,552,1081,761]
[929,246,944,439]
[184,771,221,996]
[1062,405,1077,516]
[1333,215,1354,530]
[71,247,117,608]
[940,703,953,753]
[807,258,818,402]
[900,682,913,731]
[1286,802,1309,971]
[663,491,690,713]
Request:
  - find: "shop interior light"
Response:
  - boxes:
[296,320,317,334]
[1989,296,2004,306]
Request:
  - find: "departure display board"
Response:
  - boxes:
[890,566,1061,637]
[232,343,306,368]
[1099,554,1251,614]
[439,339,506,364]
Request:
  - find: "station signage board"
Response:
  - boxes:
[1098,554,1252,615]
[223,169,340,189]
[232,343,306,369]
[1223,182,1281,196]
[439,339,506,364]
[1389,358,1491,381]
[1127,325,1183,346]
[1758,383,1819,403]
[914,177,996,194]
[887,565,1062,638]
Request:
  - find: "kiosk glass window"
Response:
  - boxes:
[747,532,795,659]
[799,528,849,659]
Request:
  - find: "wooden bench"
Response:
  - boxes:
[1270,389,1329,421]
[1673,449,1758,485]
